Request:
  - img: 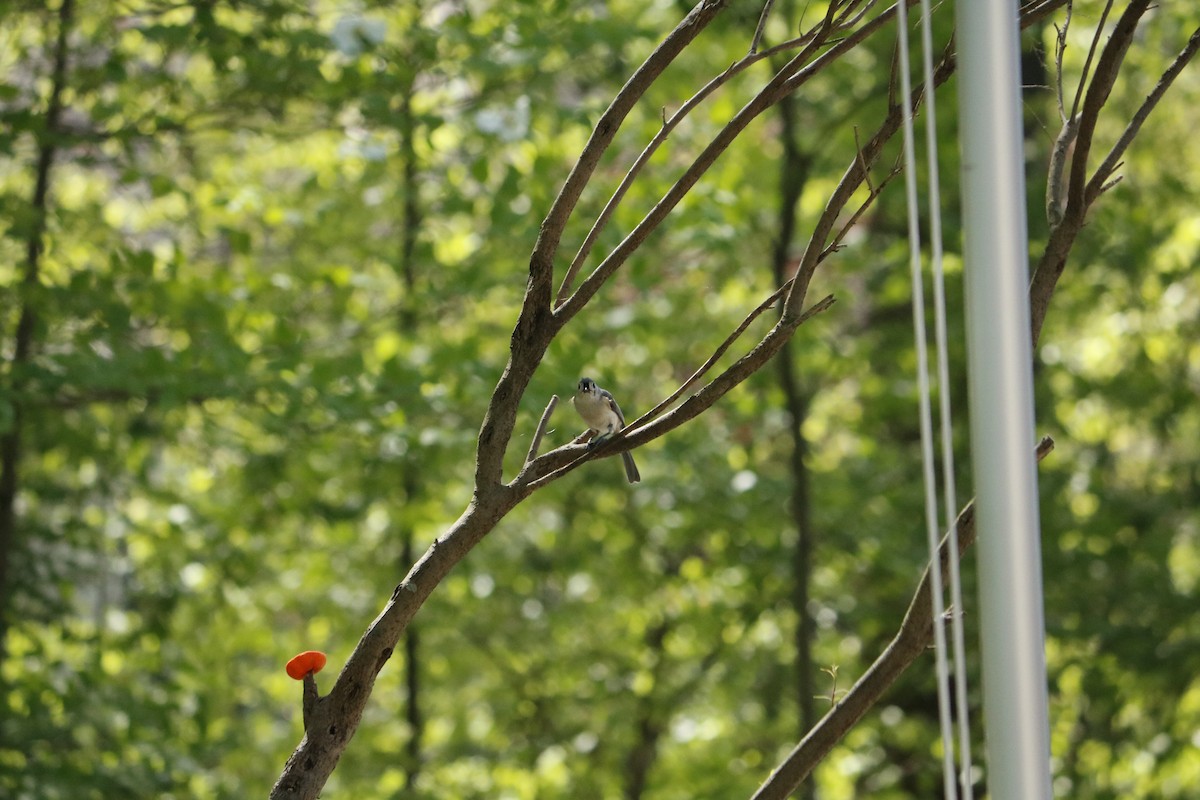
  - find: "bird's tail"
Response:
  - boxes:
[622,452,640,484]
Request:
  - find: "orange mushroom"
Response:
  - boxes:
[286,650,327,680]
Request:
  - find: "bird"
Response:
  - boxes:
[572,377,640,484]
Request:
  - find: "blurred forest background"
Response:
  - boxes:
[2,1,1198,798]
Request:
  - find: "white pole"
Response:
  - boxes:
[956,2,1054,799]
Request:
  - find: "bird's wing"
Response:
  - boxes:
[600,389,626,427]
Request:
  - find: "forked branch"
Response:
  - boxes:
[1030,0,1180,348]
[1086,24,1200,205]
[555,0,881,319]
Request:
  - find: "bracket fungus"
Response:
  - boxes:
[285,650,327,680]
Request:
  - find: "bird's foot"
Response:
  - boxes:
[587,431,612,450]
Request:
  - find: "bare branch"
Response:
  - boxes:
[554,4,859,309]
[750,0,778,55]
[301,673,320,731]
[852,126,876,194]
[1065,0,1140,209]
[1053,1,1072,122]
[751,437,1056,800]
[1086,25,1200,204]
[554,29,823,307]
[630,293,836,433]
[557,2,910,329]
[822,160,903,259]
[525,395,559,464]
[833,0,880,33]
[1030,0,1153,348]
[1069,0,1114,122]
[1038,0,1078,226]
[782,23,960,320]
[528,0,730,305]
[1094,174,1123,198]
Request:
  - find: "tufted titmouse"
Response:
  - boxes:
[572,377,640,484]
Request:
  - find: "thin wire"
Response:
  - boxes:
[919,0,976,794]
[895,3,958,799]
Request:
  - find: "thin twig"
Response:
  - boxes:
[751,0,778,55]
[886,38,901,110]
[853,126,876,194]
[1094,174,1122,197]
[1070,0,1114,121]
[525,395,559,464]
[825,160,903,260]
[1041,13,1075,230]
[834,0,879,33]
[1053,1,1072,122]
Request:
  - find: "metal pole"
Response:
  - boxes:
[956,2,1053,799]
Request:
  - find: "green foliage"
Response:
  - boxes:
[1,1,1197,799]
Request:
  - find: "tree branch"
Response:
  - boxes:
[474,0,731,493]
[751,437,1056,800]
[1053,2,1072,122]
[750,0,778,55]
[1069,0,1113,123]
[525,395,559,465]
[555,0,890,327]
[1030,0,1156,348]
[1086,24,1200,205]
[633,293,834,437]
[554,26,824,307]
[530,0,731,305]
[270,495,521,799]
